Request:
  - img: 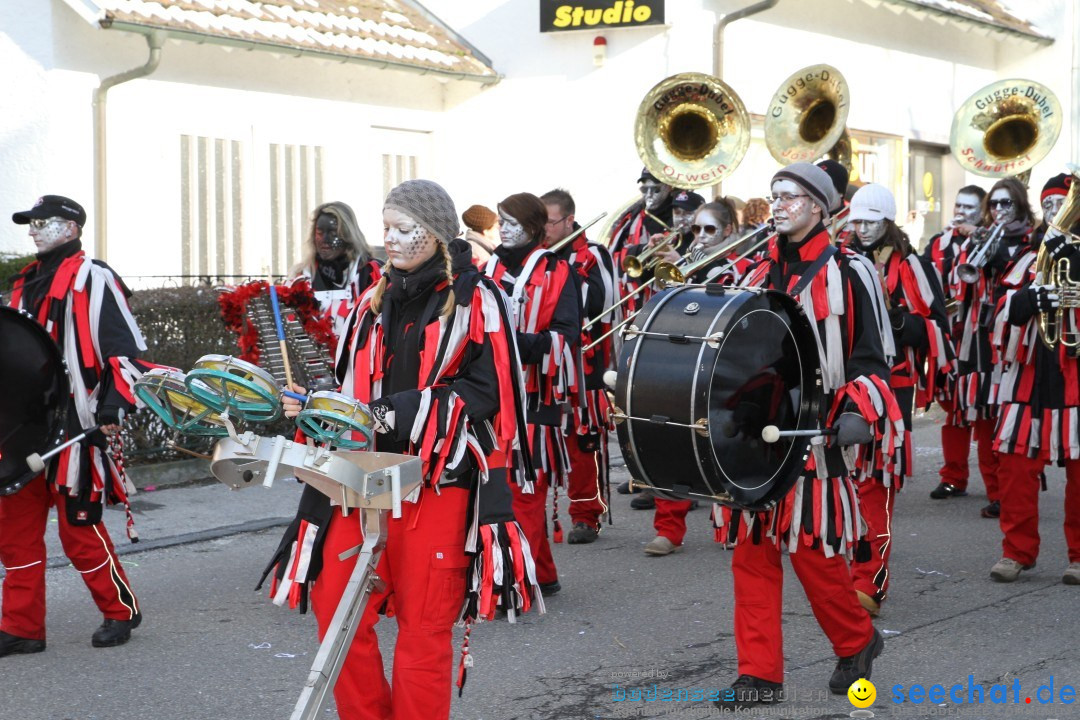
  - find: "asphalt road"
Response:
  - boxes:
[3,412,1078,720]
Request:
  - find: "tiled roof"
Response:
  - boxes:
[866,0,1052,42]
[63,0,498,81]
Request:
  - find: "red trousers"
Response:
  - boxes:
[732,540,873,683]
[852,481,895,603]
[0,475,138,640]
[653,497,692,545]
[996,453,1080,567]
[310,486,470,720]
[565,434,605,529]
[939,398,999,500]
[509,475,558,585]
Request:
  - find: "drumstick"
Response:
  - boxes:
[761,425,838,443]
[268,283,295,390]
[26,425,100,472]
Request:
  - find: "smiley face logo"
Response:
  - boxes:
[848,678,876,708]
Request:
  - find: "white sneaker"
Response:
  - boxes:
[644,536,680,556]
[1063,563,1080,585]
[990,557,1034,583]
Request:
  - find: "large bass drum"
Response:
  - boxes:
[0,307,69,496]
[615,286,821,511]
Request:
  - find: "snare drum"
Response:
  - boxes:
[615,285,821,511]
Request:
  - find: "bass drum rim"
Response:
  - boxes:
[0,306,70,496]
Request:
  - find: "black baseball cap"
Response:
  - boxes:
[638,166,660,183]
[13,195,87,227]
[672,190,706,211]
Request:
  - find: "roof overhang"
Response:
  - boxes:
[856,0,1053,45]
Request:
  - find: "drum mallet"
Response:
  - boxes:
[26,425,101,473]
[761,425,838,444]
[268,283,296,390]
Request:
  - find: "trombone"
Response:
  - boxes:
[547,212,608,254]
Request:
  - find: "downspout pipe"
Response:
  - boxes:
[712,0,779,196]
[93,32,163,260]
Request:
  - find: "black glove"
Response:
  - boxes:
[1030,285,1061,314]
[369,398,395,434]
[97,406,124,427]
[1043,230,1072,261]
[834,412,873,446]
[888,306,907,331]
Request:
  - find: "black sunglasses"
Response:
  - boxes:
[989,198,1014,209]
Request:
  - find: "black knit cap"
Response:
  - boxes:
[815,159,849,209]
[1041,173,1073,202]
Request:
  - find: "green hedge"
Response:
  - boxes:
[0,254,34,292]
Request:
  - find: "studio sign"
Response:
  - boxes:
[541,0,665,32]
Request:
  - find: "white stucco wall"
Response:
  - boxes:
[1,0,1076,273]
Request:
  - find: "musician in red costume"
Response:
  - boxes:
[2,195,147,655]
[540,189,617,545]
[265,179,540,720]
[922,187,994,507]
[609,168,675,315]
[484,192,581,595]
[945,179,1034,519]
[846,183,953,615]
[290,201,382,340]
[713,164,901,709]
[990,172,1080,585]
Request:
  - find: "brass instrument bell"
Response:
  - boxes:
[764,64,851,168]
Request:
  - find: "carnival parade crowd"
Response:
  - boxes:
[3,96,1080,720]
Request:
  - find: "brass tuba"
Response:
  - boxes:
[1035,166,1080,349]
[949,79,1062,181]
[634,72,751,190]
[764,64,851,169]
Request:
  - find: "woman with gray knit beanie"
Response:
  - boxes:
[266,179,541,719]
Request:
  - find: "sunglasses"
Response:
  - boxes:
[691,224,719,236]
[989,198,1014,209]
[29,217,67,229]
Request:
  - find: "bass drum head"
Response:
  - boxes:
[0,307,69,495]
[706,290,820,510]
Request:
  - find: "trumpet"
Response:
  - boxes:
[956,222,1005,284]
[547,212,607,255]
[622,229,682,278]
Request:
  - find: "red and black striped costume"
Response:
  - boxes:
[262,244,540,718]
[484,241,580,586]
[711,225,901,684]
[554,229,617,533]
[609,199,674,314]
[991,240,1080,568]
[296,257,382,340]
[2,240,148,641]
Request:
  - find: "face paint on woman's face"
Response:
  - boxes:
[383,208,437,271]
[854,219,886,248]
[314,213,345,261]
[498,210,530,248]
[989,188,1016,225]
[29,218,73,253]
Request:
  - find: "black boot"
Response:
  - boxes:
[91,612,142,648]
[0,631,45,657]
[713,675,784,710]
[829,628,884,694]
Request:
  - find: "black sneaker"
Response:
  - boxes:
[91,612,142,648]
[981,500,1000,518]
[0,631,45,657]
[630,493,655,510]
[538,581,561,597]
[829,628,884,694]
[567,522,599,544]
[616,481,641,495]
[713,675,784,710]
[929,482,968,499]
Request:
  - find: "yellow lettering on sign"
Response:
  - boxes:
[553,6,573,27]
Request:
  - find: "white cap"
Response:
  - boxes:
[849,183,897,222]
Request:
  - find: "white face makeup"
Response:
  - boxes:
[1042,196,1066,225]
[853,219,886,248]
[672,207,693,232]
[640,180,672,212]
[770,179,818,238]
[29,217,75,253]
[989,188,1016,225]
[383,207,437,271]
[498,210,531,248]
[690,209,727,249]
[954,193,982,225]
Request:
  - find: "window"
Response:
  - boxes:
[268,143,324,276]
[382,153,418,199]
[180,135,244,278]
